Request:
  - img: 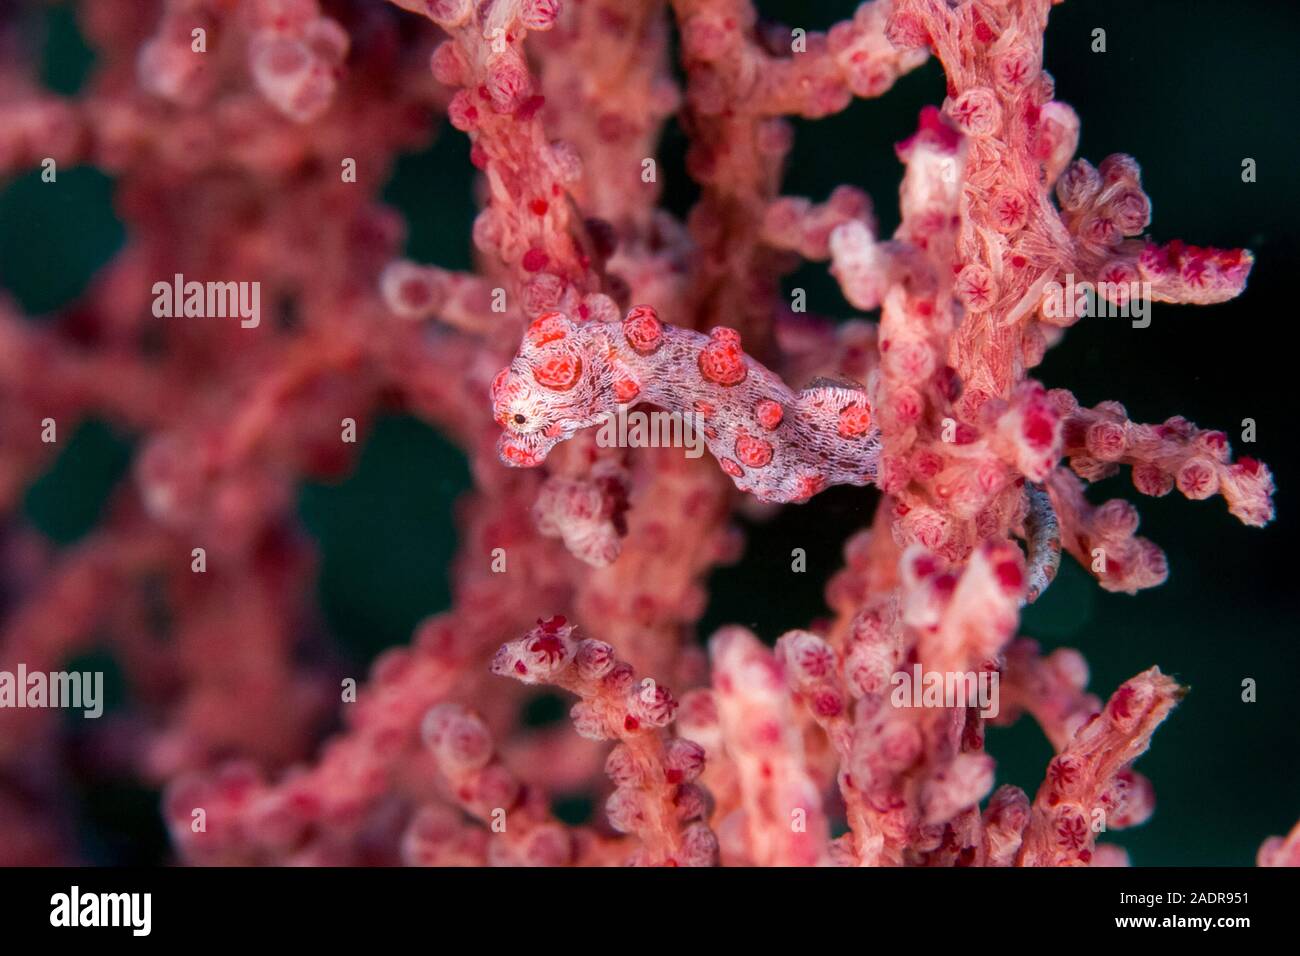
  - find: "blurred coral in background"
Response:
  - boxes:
[0,0,1294,866]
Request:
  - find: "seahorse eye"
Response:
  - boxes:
[514,414,527,425]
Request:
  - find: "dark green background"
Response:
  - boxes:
[4,0,1297,865]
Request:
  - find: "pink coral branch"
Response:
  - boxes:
[415,701,626,865]
[1061,401,1275,527]
[708,626,830,865]
[1258,820,1300,867]
[491,616,718,865]
[1017,668,1181,866]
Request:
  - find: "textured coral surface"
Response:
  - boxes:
[0,0,1295,867]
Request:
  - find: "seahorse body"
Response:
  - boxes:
[491,307,881,504]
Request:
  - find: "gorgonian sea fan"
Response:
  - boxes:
[0,0,1293,868]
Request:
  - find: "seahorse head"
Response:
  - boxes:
[492,311,614,467]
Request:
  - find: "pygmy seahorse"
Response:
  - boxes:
[490,306,882,504]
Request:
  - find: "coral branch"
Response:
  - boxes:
[491,617,718,865]
[709,626,830,865]
[1018,668,1181,866]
